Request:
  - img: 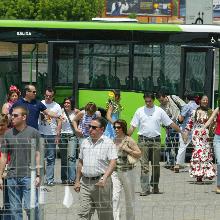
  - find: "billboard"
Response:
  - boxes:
[185,0,213,24]
[106,0,172,16]
[180,0,220,18]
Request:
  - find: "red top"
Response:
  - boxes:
[215,113,220,135]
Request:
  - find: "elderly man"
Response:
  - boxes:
[74,117,117,220]
[128,92,184,196]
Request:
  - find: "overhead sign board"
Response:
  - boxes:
[106,0,172,16]
[185,0,213,24]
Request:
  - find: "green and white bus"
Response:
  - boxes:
[0,20,219,128]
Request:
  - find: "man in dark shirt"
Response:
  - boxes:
[10,84,59,130]
[0,106,41,220]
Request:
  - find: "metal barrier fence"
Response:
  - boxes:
[0,138,220,220]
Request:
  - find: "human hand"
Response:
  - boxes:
[76,129,83,137]
[95,176,107,188]
[181,132,188,144]
[0,178,3,190]
[35,176,41,187]
[74,181,81,192]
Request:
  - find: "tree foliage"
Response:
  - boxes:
[0,0,105,21]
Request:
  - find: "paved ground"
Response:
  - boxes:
[1,160,220,220]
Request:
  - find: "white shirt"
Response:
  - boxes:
[61,109,76,134]
[38,100,62,135]
[130,105,172,138]
[79,135,118,177]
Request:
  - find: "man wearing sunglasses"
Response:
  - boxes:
[38,87,62,186]
[128,92,184,196]
[0,106,40,220]
[10,84,60,130]
[74,117,117,220]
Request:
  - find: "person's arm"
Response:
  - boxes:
[0,153,8,190]
[204,107,219,128]
[106,105,114,124]
[73,111,84,137]
[95,159,116,187]
[74,159,83,192]
[127,125,136,136]
[35,151,41,187]
[55,118,62,144]
[2,103,9,115]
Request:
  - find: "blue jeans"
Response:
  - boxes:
[42,135,56,184]
[7,177,39,220]
[213,134,220,186]
[60,135,78,182]
[165,128,179,166]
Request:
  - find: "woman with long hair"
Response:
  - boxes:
[59,97,80,184]
[185,95,216,182]
[105,90,123,139]
[2,85,20,115]
[73,102,101,141]
[113,119,141,220]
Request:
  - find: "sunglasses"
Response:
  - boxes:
[45,95,53,98]
[28,90,37,94]
[11,113,22,118]
[113,125,122,130]
[88,125,100,130]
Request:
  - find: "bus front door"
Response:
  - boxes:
[48,42,79,106]
[179,46,215,107]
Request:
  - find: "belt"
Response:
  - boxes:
[61,133,76,138]
[83,174,104,181]
[139,135,160,142]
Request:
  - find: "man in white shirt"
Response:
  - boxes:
[128,92,183,195]
[74,117,117,220]
[38,87,62,186]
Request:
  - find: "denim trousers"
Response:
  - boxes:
[42,135,56,184]
[60,135,78,182]
[213,134,220,186]
[7,177,39,220]
[165,128,179,166]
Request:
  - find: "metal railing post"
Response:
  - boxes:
[39,137,45,220]
[30,138,36,220]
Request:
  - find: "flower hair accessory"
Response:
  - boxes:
[9,85,21,95]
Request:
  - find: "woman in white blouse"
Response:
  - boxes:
[60,97,79,185]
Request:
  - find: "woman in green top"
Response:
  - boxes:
[113,119,141,220]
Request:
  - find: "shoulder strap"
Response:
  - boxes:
[64,109,75,134]
[170,95,182,111]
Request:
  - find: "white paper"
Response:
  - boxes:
[63,185,73,208]
[39,186,46,204]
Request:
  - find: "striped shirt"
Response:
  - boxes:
[79,110,99,137]
[79,135,118,177]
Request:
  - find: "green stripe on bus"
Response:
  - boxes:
[0,20,182,32]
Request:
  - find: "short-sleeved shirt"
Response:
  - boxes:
[38,100,62,135]
[180,101,199,130]
[79,135,118,177]
[78,110,100,138]
[1,126,40,178]
[130,105,173,138]
[61,109,77,134]
[10,98,47,130]
[160,95,183,121]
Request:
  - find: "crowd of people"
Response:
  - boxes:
[0,84,220,220]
